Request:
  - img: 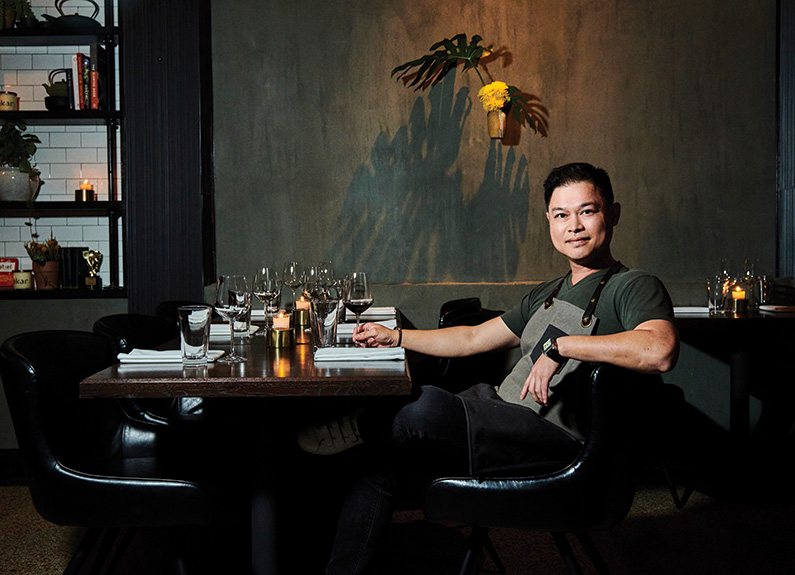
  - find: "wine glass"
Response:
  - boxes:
[252,267,281,333]
[318,260,335,297]
[342,271,373,331]
[282,260,303,310]
[302,265,322,300]
[213,275,251,363]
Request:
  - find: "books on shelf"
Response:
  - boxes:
[68,45,107,111]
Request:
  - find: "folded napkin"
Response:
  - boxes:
[314,347,405,362]
[674,306,711,317]
[118,349,225,363]
[358,306,396,317]
[251,309,266,320]
[209,324,259,338]
[337,319,397,335]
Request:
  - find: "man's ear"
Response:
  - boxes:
[609,202,621,226]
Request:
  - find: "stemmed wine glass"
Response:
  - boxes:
[213,275,251,363]
[303,265,322,300]
[283,260,303,310]
[252,267,281,333]
[318,260,336,298]
[342,271,373,331]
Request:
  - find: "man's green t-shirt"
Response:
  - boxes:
[501,264,675,338]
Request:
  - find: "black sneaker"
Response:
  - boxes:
[297,411,364,455]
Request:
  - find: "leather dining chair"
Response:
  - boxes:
[435,298,508,394]
[423,364,657,575]
[93,313,189,422]
[0,330,212,574]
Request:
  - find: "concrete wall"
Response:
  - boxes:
[211,1,777,431]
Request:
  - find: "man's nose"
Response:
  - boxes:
[569,216,584,232]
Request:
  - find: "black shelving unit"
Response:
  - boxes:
[0,2,124,295]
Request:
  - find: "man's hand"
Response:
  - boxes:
[353,323,398,347]
[520,355,560,406]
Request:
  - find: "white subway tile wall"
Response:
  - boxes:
[0,0,122,287]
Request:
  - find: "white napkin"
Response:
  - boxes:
[674,306,711,317]
[337,319,397,335]
[209,324,259,338]
[314,347,405,362]
[118,349,225,363]
[359,306,396,317]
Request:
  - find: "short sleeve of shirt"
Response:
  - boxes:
[499,269,674,338]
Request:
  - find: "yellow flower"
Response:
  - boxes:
[477,81,510,112]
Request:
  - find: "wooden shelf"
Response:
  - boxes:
[0,110,121,126]
[0,201,124,218]
[0,27,119,47]
[0,287,126,300]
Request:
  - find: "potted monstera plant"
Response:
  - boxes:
[0,120,42,202]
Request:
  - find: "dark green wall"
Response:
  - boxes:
[211,0,777,319]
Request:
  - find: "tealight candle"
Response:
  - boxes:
[732,287,746,300]
[295,297,310,310]
[80,180,93,190]
[272,312,290,330]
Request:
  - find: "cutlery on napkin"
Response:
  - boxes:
[673,306,711,316]
[118,349,225,363]
[314,347,405,362]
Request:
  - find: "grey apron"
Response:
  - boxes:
[458,262,623,475]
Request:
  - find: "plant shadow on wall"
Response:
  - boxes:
[331,75,536,283]
[331,34,548,283]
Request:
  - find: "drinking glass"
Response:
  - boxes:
[342,271,373,331]
[252,267,281,333]
[213,275,251,363]
[318,260,337,297]
[283,260,303,309]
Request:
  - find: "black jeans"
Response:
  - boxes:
[326,386,469,575]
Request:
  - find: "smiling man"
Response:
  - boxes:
[301,162,680,575]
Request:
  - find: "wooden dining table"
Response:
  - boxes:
[674,307,795,442]
[79,315,413,575]
[79,329,412,399]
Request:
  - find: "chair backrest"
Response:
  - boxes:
[0,330,209,528]
[436,298,508,392]
[424,364,657,533]
[93,313,177,354]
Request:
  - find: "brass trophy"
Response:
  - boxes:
[82,250,103,289]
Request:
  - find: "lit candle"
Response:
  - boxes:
[272,312,291,330]
[732,286,746,300]
[80,179,93,191]
[295,297,310,310]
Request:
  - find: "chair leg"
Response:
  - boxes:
[63,528,102,575]
[576,533,611,575]
[459,526,488,575]
[483,532,506,574]
[658,455,694,509]
[551,532,584,575]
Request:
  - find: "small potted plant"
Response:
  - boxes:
[0,120,42,201]
[25,229,61,290]
[16,0,37,29]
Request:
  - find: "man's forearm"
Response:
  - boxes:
[555,319,679,374]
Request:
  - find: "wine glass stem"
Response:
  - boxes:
[229,320,236,358]
[356,314,361,329]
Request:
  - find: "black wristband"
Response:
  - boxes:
[395,327,403,347]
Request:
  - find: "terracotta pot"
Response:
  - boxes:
[32,261,60,290]
[487,109,506,139]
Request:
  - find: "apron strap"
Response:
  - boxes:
[581,260,624,327]
[543,261,624,326]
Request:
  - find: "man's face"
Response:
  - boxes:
[545,181,620,268]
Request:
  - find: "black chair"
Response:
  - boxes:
[423,364,656,575]
[93,313,188,423]
[436,298,508,393]
[0,330,212,574]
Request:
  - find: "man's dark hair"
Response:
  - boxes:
[543,162,614,207]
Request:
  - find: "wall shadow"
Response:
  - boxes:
[330,74,534,283]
